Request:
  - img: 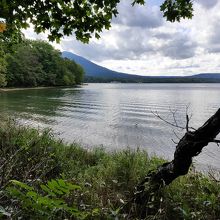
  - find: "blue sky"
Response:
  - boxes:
[24,0,220,76]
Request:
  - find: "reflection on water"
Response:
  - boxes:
[0,83,220,171]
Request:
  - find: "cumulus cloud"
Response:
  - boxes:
[23,0,220,76]
[58,0,164,62]
[195,0,218,9]
[113,1,164,28]
[206,18,220,53]
[160,33,197,59]
[60,25,156,61]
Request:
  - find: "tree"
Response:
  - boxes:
[6,42,44,87]
[30,40,84,85]
[63,58,84,84]
[5,40,84,87]
[30,40,63,86]
[0,0,193,42]
[0,43,7,87]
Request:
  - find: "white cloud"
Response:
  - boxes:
[113,2,164,28]
[195,0,218,9]
[23,0,220,76]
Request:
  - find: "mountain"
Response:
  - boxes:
[189,73,220,79]
[62,51,220,83]
[62,51,146,80]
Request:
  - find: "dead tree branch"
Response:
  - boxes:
[124,108,220,218]
[151,109,196,131]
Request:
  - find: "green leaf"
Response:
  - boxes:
[40,184,56,197]
[26,191,38,200]
[10,180,34,191]
[95,33,100,39]
[47,180,64,195]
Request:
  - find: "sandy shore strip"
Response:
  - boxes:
[0,85,84,92]
[0,87,57,92]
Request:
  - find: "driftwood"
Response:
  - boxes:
[125,108,220,217]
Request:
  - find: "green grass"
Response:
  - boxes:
[0,119,220,219]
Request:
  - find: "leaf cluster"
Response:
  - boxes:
[6,179,84,219]
[160,0,193,22]
[0,0,194,42]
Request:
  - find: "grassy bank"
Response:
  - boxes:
[0,119,220,219]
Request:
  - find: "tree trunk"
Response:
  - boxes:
[131,108,220,217]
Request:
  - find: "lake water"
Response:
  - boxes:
[1,83,220,171]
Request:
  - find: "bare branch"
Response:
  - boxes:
[186,114,189,132]
[151,107,196,132]
[171,139,178,144]
[169,107,178,127]
[173,129,181,140]
[185,104,196,131]
[210,139,220,146]
[208,169,220,182]
[151,110,185,130]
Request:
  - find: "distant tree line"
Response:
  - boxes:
[0,40,84,87]
[85,76,220,84]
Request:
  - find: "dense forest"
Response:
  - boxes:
[0,40,84,87]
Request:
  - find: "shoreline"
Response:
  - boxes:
[0,85,84,92]
[1,83,219,92]
[0,86,55,92]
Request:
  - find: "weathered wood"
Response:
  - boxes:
[132,108,220,216]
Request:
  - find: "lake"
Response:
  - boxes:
[1,83,220,171]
